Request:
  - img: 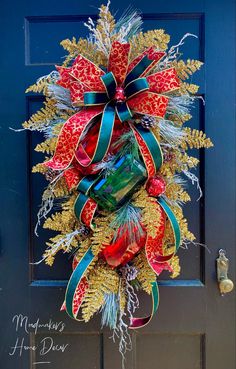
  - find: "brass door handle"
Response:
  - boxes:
[217,249,234,295]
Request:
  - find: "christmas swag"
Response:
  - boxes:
[23,1,212,358]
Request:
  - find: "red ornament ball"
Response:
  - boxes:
[114,87,126,102]
[146,176,166,197]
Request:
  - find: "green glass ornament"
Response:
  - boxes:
[89,154,147,211]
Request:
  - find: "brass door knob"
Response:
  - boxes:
[217,249,234,295]
[219,278,234,294]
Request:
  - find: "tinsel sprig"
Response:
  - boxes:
[43,231,82,266]
[52,176,70,198]
[169,256,181,278]
[170,206,195,243]
[160,151,199,179]
[61,37,106,67]
[32,163,48,174]
[25,71,59,95]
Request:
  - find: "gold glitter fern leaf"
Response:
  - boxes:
[179,82,200,95]
[22,98,58,130]
[182,128,213,150]
[82,261,119,322]
[130,29,170,59]
[132,187,162,238]
[133,249,156,294]
[91,214,115,256]
[61,37,106,67]
[173,59,203,80]
[35,137,57,154]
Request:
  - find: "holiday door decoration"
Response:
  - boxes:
[23,1,213,359]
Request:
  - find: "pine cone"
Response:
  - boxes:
[80,225,91,236]
[164,151,175,162]
[120,265,138,281]
[140,115,156,129]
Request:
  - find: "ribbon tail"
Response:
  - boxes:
[145,196,181,275]
[129,281,159,329]
[130,197,180,329]
[145,203,173,276]
[61,277,89,317]
[116,102,133,122]
[65,247,95,320]
[74,192,97,229]
[155,196,181,262]
[45,107,103,170]
[130,123,163,177]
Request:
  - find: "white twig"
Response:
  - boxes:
[181,239,211,254]
[112,280,132,369]
[183,169,203,201]
[34,171,64,236]
[30,229,82,265]
[160,33,198,68]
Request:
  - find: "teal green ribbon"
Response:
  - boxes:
[157,196,181,261]
[125,78,149,99]
[77,176,97,195]
[84,92,107,105]
[101,72,117,99]
[65,247,95,319]
[116,102,133,122]
[92,102,115,163]
[125,54,155,85]
[82,64,150,165]
[83,72,149,123]
[74,177,97,225]
[134,123,163,173]
[74,193,91,223]
[76,102,115,167]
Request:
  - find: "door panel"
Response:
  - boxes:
[0,1,235,369]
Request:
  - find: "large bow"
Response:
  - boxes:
[45,41,180,171]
